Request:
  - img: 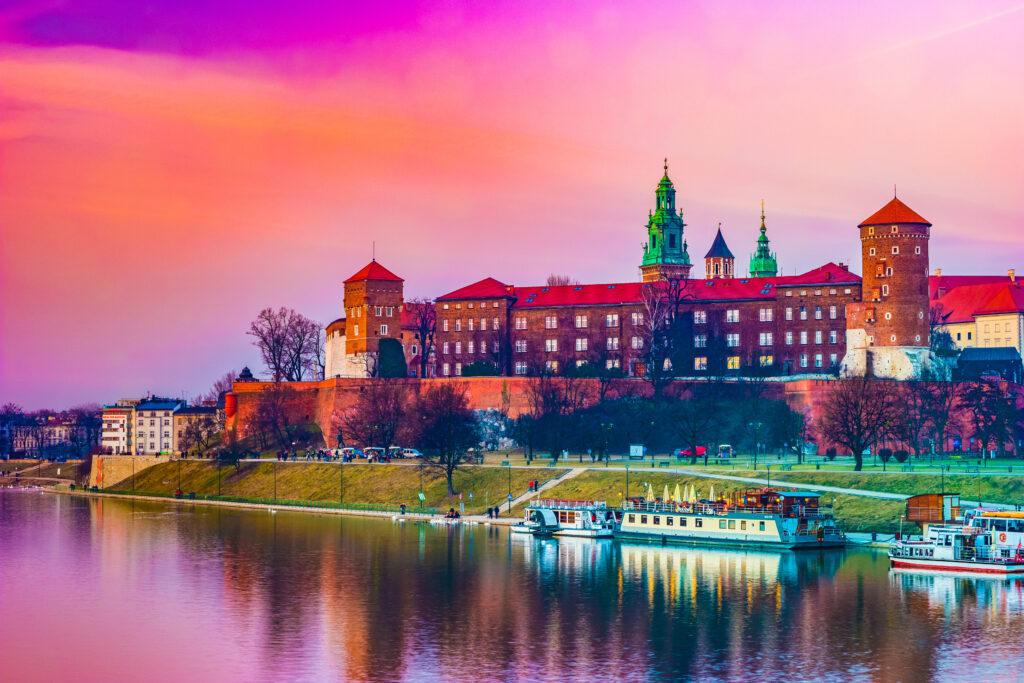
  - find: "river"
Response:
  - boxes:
[1,490,1022,682]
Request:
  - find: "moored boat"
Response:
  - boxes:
[615,488,846,549]
[889,509,1024,575]
[511,499,615,538]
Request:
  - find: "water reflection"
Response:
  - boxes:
[1,491,1023,682]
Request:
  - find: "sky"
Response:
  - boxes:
[2,1,1023,409]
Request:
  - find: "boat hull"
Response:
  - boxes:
[890,557,1024,575]
[615,529,846,550]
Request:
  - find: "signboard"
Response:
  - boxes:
[417,491,426,502]
[629,444,646,460]
[507,493,514,501]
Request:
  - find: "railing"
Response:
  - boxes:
[99,489,439,515]
[622,500,833,518]
[530,499,607,510]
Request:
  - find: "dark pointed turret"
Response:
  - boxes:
[704,224,735,279]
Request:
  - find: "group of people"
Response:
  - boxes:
[484,506,503,519]
[273,448,361,463]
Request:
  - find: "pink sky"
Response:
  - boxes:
[2,1,1023,408]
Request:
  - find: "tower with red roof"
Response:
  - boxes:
[842,196,942,379]
[324,260,405,378]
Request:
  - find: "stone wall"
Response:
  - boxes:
[89,455,166,488]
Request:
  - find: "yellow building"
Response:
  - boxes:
[932,272,1024,356]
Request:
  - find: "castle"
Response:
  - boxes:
[322,164,1022,382]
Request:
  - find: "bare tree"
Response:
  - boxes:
[406,298,437,378]
[340,380,411,448]
[545,274,579,286]
[248,307,322,381]
[889,382,932,459]
[180,414,219,457]
[818,377,900,471]
[525,373,592,462]
[200,371,238,405]
[958,379,1016,457]
[639,278,692,397]
[413,383,480,496]
[922,375,959,455]
[255,383,306,449]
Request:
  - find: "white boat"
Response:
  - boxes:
[511,499,615,538]
[616,488,846,549]
[889,509,1024,575]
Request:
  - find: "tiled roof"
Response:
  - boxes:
[932,282,1024,324]
[437,277,511,301]
[704,228,734,259]
[137,399,183,411]
[344,260,403,283]
[858,197,931,227]
[959,347,1022,363]
[929,274,1008,300]
[439,264,862,308]
[177,406,216,415]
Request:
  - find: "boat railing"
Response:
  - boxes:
[622,500,834,517]
[530,499,607,510]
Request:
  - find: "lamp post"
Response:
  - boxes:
[339,458,344,508]
[273,460,278,503]
[625,464,630,500]
[506,462,512,514]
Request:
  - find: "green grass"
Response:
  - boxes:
[0,460,44,473]
[106,461,568,515]
[512,470,906,533]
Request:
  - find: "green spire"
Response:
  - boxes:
[642,159,690,267]
[748,200,778,277]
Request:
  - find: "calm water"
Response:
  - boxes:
[2,491,1024,682]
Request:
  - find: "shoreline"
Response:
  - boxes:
[50,486,516,525]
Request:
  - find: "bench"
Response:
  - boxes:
[780,464,793,472]
[658,461,670,468]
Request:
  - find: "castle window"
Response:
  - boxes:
[785,331,793,345]
[956,332,962,341]
[442,319,449,332]
[830,289,836,295]
[845,288,852,294]
[891,226,899,234]
[480,318,487,331]
[455,342,462,355]
[631,312,644,326]
[868,227,875,235]
[815,330,823,344]
[785,307,793,321]
[867,336,874,344]
[882,285,889,296]
[515,340,527,353]
[727,356,741,370]
[759,355,774,367]
[545,316,558,329]
[759,332,773,346]
[467,302,474,309]
[915,246,921,255]
[815,306,822,320]
[915,335,922,343]
[890,335,897,343]
[799,306,807,321]
[892,246,900,255]
[606,358,621,369]
[374,306,383,316]
[354,324,359,337]
[800,354,809,368]
[606,314,620,328]
[467,341,475,354]
[443,363,450,376]
[515,362,527,375]
[493,318,500,330]
[575,315,588,328]
[726,333,740,347]
[759,308,773,322]
[455,319,462,332]
[468,319,474,331]
[380,324,388,335]
[829,330,838,344]
[829,305,838,319]
[726,309,740,323]
[411,345,418,355]
[493,302,499,308]
[515,317,527,330]
[545,360,559,373]
[884,312,892,320]
[631,336,643,349]
[694,310,707,324]
[968,332,972,340]
[492,341,499,353]
[885,267,893,277]
[607,337,620,351]
[694,356,708,371]
[814,354,823,368]
[576,359,587,368]
[386,307,394,316]
[455,303,461,309]
[575,338,588,352]
[545,339,558,353]
[455,363,462,376]
[800,331,808,345]
[695,334,707,348]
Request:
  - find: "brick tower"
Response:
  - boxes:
[640,159,692,282]
[335,260,404,377]
[841,196,936,379]
[704,225,735,279]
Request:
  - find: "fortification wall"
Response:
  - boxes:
[89,455,166,488]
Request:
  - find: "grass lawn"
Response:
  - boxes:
[508,470,905,533]
[106,461,568,515]
[0,460,44,473]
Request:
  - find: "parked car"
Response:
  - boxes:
[717,444,734,458]
[673,446,707,459]
[340,447,365,459]
[402,448,423,459]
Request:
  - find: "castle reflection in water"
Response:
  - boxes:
[22,494,1024,682]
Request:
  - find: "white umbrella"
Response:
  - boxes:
[645,483,655,502]
[690,485,698,503]
[674,483,682,502]
[709,484,716,502]
[663,484,670,503]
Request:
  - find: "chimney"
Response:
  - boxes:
[933,267,942,277]
[1009,268,1016,284]
[837,262,847,271]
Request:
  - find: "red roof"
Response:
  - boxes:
[858,197,931,227]
[929,274,1008,300]
[437,277,511,301]
[437,264,861,308]
[344,260,403,283]
[932,282,1024,324]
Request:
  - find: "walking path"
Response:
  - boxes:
[503,468,584,511]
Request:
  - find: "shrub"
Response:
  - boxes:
[893,450,910,463]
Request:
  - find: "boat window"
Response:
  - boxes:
[759,521,766,532]
[627,514,635,523]
[653,516,660,526]
[666,517,674,526]
[695,519,702,528]
[719,520,727,529]
[641,515,648,525]
[1009,521,1024,533]
[991,519,1007,531]
[728,520,736,530]
[740,521,747,531]
[680,518,687,527]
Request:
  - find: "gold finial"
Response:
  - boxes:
[664,158,668,174]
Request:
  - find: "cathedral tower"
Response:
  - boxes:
[748,201,778,278]
[640,160,692,282]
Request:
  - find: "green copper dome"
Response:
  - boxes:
[748,201,778,278]
[642,160,690,267]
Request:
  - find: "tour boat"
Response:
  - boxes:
[889,510,1024,575]
[615,488,846,549]
[511,499,616,538]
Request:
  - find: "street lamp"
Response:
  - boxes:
[339,457,344,508]
[625,464,630,500]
